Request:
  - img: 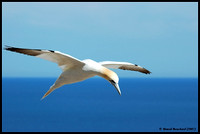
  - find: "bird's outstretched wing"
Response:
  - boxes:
[4,46,84,70]
[99,61,151,74]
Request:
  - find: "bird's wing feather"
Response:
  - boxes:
[99,61,151,74]
[4,46,84,70]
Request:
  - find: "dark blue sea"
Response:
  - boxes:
[2,78,198,132]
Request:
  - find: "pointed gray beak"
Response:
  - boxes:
[109,80,121,95]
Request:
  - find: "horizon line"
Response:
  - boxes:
[2,76,198,79]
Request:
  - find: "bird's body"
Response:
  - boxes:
[5,46,151,99]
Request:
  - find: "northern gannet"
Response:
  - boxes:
[5,46,151,99]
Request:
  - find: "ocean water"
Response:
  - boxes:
[2,77,198,132]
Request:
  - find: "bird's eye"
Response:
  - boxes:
[109,80,115,84]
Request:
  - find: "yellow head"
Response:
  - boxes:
[100,67,121,95]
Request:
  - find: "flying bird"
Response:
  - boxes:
[5,46,151,99]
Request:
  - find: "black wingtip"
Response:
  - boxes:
[146,71,152,74]
[4,45,11,50]
[4,45,16,51]
[147,72,152,74]
[143,68,152,74]
[147,70,152,74]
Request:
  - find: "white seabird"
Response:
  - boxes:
[5,46,151,99]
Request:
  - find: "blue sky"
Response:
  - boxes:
[2,2,198,78]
